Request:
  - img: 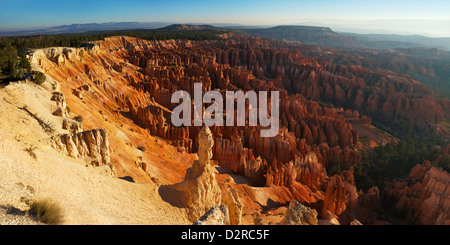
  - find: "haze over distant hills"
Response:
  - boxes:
[0,22,238,36]
[0,22,175,36]
[2,21,450,51]
[345,32,450,50]
[242,25,450,50]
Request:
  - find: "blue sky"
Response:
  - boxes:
[1,0,450,36]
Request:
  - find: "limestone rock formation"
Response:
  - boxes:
[50,129,115,176]
[50,91,69,117]
[322,170,358,217]
[50,92,67,108]
[279,200,318,225]
[62,118,83,133]
[222,187,243,225]
[193,204,230,225]
[389,160,450,225]
[171,126,222,222]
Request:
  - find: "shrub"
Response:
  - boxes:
[18,51,31,71]
[33,71,46,85]
[27,199,63,225]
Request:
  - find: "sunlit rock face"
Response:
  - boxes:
[170,126,222,222]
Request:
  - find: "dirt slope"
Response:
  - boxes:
[0,82,189,224]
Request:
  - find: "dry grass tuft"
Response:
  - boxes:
[27,199,64,225]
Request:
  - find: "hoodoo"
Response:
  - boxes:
[169,125,222,222]
[171,82,280,137]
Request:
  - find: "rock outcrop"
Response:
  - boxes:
[62,118,83,133]
[222,187,243,225]
[50,129,115,176]
[389,160,450,225]
[170,126,222,222]
[279,200,318,225]
[193,204,230,225]
[322,168,358,217]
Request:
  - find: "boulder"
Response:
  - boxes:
[279,200,318,225]
[194,204,230,225]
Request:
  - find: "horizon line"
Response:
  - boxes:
[1,20,450,39]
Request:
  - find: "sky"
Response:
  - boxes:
[1,0,450,37]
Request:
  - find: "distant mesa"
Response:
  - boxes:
[0,22,225,37]
[159,24,224,31]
